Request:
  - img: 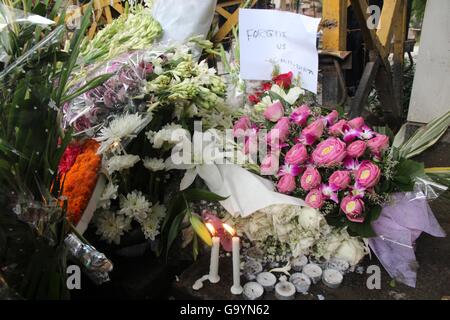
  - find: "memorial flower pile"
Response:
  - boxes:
[233,71,448,241]
[62,34,233,248]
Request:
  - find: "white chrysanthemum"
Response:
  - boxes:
[151,202,167,219]
[106,154,140,175]
[95,211,131,244]
[96,113,149,154]
[140,202,166,240]
[141,216,160,240]
[119,190,152,223]
[152,123,189,148]
[143,157,165,172]
[98,182,119,209]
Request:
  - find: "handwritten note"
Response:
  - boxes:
[239,9,321,93]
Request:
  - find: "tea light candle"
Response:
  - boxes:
[256,272,277,292]
[290,272,311,294]
[303,263,322,284]
[223,223,243,295]
[205,223,220,283]
[327,259,349,273]
[322,269,343,288]
[243,259,263,281]
[275,278,296,300]
[291,255,308,272]
[243,282,264,300]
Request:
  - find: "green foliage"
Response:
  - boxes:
[160,188,226,259]
[412,0,427,26]
[0,1,97,299]
[393,158,425,191]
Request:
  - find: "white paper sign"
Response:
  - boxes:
[239,9,321,93]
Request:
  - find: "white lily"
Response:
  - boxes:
[270,84,305,105]
[165,130,224,191]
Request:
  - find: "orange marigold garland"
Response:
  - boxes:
[61,139,102,224]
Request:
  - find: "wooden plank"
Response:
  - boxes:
[216,7,232,19]
[113,3,124,14]
[213,7,239,42]
[213,0,257,43]
[217,0,242,8]
[349,57,380,118]
[376,0,400,51]
[322,0,348,51]
[104,6,113,24]
[350,0,390,67]
[374,64,403,126]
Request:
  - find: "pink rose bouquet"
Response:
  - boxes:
[230,70,445,238]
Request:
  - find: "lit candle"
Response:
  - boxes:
[223,223,243,295]
[205,223,220,284]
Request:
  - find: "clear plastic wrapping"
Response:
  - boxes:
[411,175,448,201]
[63,51,154,133]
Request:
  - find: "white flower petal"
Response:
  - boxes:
[180,168,198,190]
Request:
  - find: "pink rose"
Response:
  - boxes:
[305,189,324,209]
[329,170,351,190]
[356,160,381,189]
[290,104,311,126]
[340,196,365,223]
[300,167,321,191]
[301,118,324,145]
[325,110,339,126]
[366,134,389,156]
[285,144,308,165]
[347,117,365,129]
[263,101,284,122]
[260,152,279,176]
[328,119,347,136]
[311,137,347,167]
[346,140,367,158]
[267,117,290,146]
[233,116,251,137]
[277,175,296,193]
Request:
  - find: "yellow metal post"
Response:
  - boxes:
[322,0,348,51]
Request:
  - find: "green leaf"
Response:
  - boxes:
[192,233,199,261]
[393,159,425,191]
[347,220,377,238]
[183,188,229,202]
[60,73,113,104]
[165,211,186,257]
[398,111,450,159]
[55,4,93,105]
[368,205,382,221]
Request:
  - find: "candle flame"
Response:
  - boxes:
[205,222,216,236]
[222,223,236,236]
